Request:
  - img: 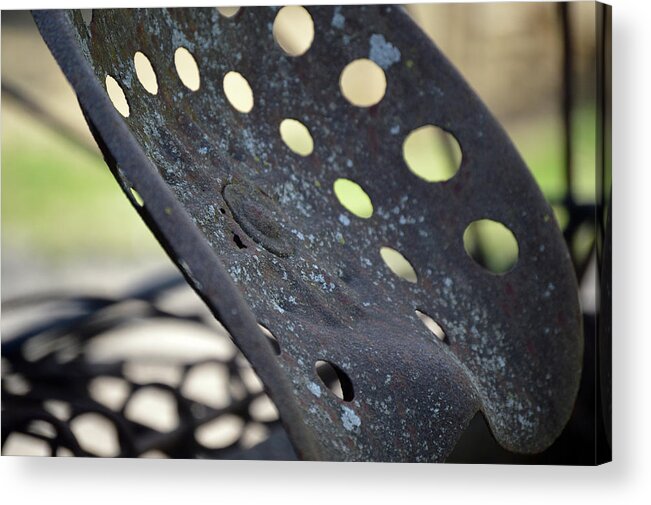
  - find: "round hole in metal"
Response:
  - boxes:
[123,362,181,386]
[273,6,315,57]
[56,447,75,457]
[129,187,144,207]
[552,204,569,230]
[380,246,417,283]
[195,414,244,449]
[217,6,240,18]
[241,422,270,448]
[315,360,354,402]
[133,51,158,95]
[223,71,254,113]
[415,309,447,342]
[249,395,279,422]
[3,434,51,456]
[174,47,200,91]
[279,118,313,156]
[124,387,179,432]
[258,323,281,355]
[105,75,129,117]
[29,420,57,439]
[141,450,168,459]
[4,373,31,396]
[181,362,230,410]
[339,58,386,108]
[403,125,462,182]
[44,400,71,421]
[70,413,120,457]
[89,376,130,410]
[333,178,373,219]
[463,219,519,274]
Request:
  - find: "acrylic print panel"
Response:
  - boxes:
[1,2,611,464]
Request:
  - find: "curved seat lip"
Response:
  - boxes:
[31,6,583,462]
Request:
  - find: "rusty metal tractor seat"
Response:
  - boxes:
[33,5,582,462]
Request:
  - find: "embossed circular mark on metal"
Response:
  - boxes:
[223,181,297,258]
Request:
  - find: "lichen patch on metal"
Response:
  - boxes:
[307,381,322,398]
[341,405,361,431]
[369,33,401,69]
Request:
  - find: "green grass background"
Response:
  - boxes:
[2,95,596,268]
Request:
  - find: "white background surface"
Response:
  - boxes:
[2,0,649,503]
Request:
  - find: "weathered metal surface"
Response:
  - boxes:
[32,5,582,462]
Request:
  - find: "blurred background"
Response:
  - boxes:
[1,3,604,461]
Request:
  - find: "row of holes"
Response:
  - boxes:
[103,7,519,410]
[258,10,516,399]
[104,6,316,117]
[257,324,354,401]
[104,8,416,155]
[103,7,465,179]
[251,9,513,285]
[105,52,248,115]
[334,177,519,276]
[105,8,469,205]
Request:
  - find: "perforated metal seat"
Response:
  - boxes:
[33,5,582,461]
